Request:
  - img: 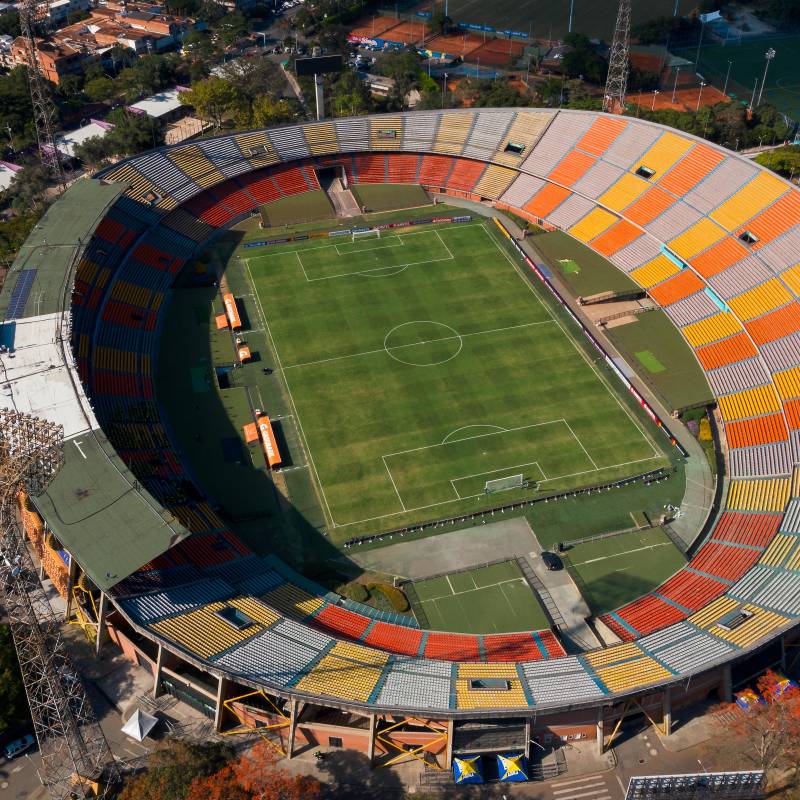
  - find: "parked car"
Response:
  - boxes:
[541,551,563,571]
[4,734,35,759]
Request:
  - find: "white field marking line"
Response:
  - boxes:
[536,455,663,486]
[435,228,454,260]
[485,226,661,460]
[570,541,674,568]
[449,461,547,500]
[419,577,526,603]
[283,320,553,371]
[562,418,599,470]
[244,223,485,259]
[334,238,405,255]
[298,250,453,282]
[442,424,508,444]
[382,418,569,459]
[294,251,310,282]
[381,455,407,512]
[242,256,337,528]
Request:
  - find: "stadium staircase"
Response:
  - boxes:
[325,177,360,217]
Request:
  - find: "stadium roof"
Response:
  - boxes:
[0,179,125,321]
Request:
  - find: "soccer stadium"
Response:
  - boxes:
[6,108,800,770]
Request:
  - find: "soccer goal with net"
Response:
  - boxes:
[352,228,381,242]
[484,474,529,494]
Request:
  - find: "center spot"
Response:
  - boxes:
[384,321,463,367]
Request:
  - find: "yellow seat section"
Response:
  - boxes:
[234,131,278,168]
[331,641,388,666]
[710,171,789,231]
[167,145,224,188]
[633,131,693,178]
[456,663,528,709]
[262,584,323,620]
[760,534,797,567]
[94,346,137,373]
[785,544,800,571]
[110,279,156,309]
[494,111,554,165]
[717,384,781,421]
[434,112,473,155]
[151,601,259,659]
[682,312,742,347]
[369,116,403,150]
[727,478,790,512]
[473,164,517,199]
[584,641,642,667]
[103,163,162,204]
[728,279,793,322]
[598,172,649,212]
[709,604,789,648]
[228,596,280,628]
[690,596,739,629]
[594,657,673,693]
[780,264,800,298]
[630,255,680,289]
[569,207,617,243]
[304,122,339,155]
[295,655,382,703]
[776,366,800,401]
[667,218,726,261]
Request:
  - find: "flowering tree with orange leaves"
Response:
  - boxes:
[185,741,323,800]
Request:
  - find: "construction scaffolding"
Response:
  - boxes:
[0,410,117,799]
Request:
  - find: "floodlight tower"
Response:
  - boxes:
[0,410,117,799]
[19,0,66,191]
[603,0,632,114]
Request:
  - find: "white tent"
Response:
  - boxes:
[121,708,159,742]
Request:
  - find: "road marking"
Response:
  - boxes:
[73,439,87,459]
[551,775,609,788]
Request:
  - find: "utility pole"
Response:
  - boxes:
[0,411,117,800]
[603,0,631,114]
[19,0,65,192]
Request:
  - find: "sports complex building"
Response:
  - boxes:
[7,107,800,768]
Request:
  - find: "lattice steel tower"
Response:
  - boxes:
[603,0,632,114]
[19,0,66,190]
[0,410,117,799]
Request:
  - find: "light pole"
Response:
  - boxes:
[748,75,759,113]
[671,66,680,104]
[696,80,706,112]
[476,56,480,80]
[694,19,705,67]
[723,59,732,96]
[651,89,660,110]
[442,71,448,108]
[568,0,574,33]
[756,47,776,107]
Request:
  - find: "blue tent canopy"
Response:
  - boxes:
[497,753,529,782]
[452,755,484,784]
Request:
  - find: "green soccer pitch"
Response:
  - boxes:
[241,220,670,534]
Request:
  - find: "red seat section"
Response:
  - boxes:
[424,632,481,661]
[482,632,543,661]
[604,595,688,638]
[711,511,781,548]
[538,629,567,657]
[271,164,310,196]
[310,605,372,640]
[657,569,729,611]
[351,154,387,183]
[364,621,424,656]
[446,158,486,193]
[386,154,421,183]
[418,155,454,188]
[237,170,281,205]
[689,541,762,583]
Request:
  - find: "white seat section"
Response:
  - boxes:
[707,359,772,396]
[684,157,758,215]
[663,291,719,326]
[730,443,794,479]
[547,194,598,230]
[267,125,311,161]
[572,160,626,200]
[121,578,233,625]
[646,200,704,243]
[399,110,440,152]
[461,109,515,160]
[757,227,800,274]
[609,234,663,273]
[708,255,773,299]
[521,112,594,177]
[377,670,452,709]
[132,151,199,197]
[600,121,661,170]
[499,173,546,209]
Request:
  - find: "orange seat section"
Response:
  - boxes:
[725,413,789,447]
[624,186,675,227]
[659,143,725,196]
[524,184,571,218]
[695,332,758,370]
[735,191,800,248]
[649,270,705,306]
[576,116,627,156]
[690,236,751,278]
[591,219,642,256]
[784,398,800,430]
[548,150,597,187]
[746,302,800,345]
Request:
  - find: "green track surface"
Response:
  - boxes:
[531,230,640,297]
[605,311,713,412]
[563,528,686,614]
[243,220,669,538]
[351,183,431,212]
[261,190,335,226]
[409,561,550,633]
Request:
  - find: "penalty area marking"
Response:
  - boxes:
[442,425,508,444]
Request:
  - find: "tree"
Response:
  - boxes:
[757,145,800,178]
[0,210,42,267]
[119,739,234,800]
[328,70,373,117]
[118,54,179,100]
[74,108,164,168]
[250,95,299,128]
[0,625,28,738]
[185,741,323,800]
[0,66,36,148]
[179,76,240,129]
[373,48,423,111]
[219,55,285,121]
[84,76,117,103]
[214,11,249,47]
[562,33,607,84]
[430,10,452,36]
[0,8,20,37]
[2,162,51,213]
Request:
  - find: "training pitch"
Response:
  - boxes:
[242,220,669,535]
[408,560,550,634]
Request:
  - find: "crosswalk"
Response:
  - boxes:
[549,773,617,800]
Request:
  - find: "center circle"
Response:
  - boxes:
[384,321,463,367]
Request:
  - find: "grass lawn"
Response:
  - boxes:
[351,183,431,212]
[242,219,669,539]
[562,528,686,614]
[408,560,550,633]
[605,310,713,412]
[531,230,640,297]
[261,190,334,226]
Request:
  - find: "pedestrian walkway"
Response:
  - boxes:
[548,773,620,800]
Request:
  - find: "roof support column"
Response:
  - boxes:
[213,676,228,733]
[367,714,377,766]
[661,687,672,738]
[287,699,298,759]
[719,663,732,704]
[64,554,78,622]
[596,707,604,756]
[95,591,108,656]
[524,718,532,760]
[445,719,454,767]
[152,644,164,699]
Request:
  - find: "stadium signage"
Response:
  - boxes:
[328,229,351,237]
[625,770,765,799]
